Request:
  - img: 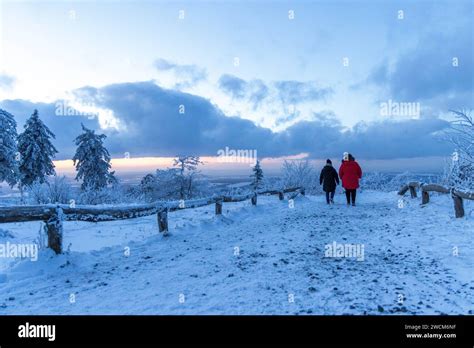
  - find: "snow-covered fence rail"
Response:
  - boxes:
[398,182,474,218]
[0,203,161,223]
[0,187,304,254]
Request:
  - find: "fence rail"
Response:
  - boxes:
[398,182,474,218]
[0,187,304,254]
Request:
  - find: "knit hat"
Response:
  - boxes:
[326,159,332,164]
[343,152,349,161]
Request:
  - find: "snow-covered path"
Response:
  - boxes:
[0,191,473,314]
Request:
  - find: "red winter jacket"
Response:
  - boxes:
[338,160,362,189]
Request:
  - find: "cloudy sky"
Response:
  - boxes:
[0,0,472,175]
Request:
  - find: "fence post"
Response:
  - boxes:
[278,191,284,200]
[421,190,430,205]
[215,200,223,215]
[409,185,417,198]
[157,208,169,235]
[452,192,464,218]
[251,193,257,206]
[45,206,63,254]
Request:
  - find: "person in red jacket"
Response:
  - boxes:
[338,153,362,206]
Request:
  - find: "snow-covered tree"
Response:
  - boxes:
[443,152,474,191]
[140,174,156,194]
[251,160,264,190]
[444,110,474,190]
[173,156,203,199]
[138,166,212,201]
[139,170,179,201]
[0,108,19,187]
[17,109,58,187]
[448,110,474,163]
[72,124,116,191]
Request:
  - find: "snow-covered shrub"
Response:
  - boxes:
[258,176,288,192]
[137,168,212,201]
[189,177,213,198]
[442,155,474,191]
[443,108,474,216]
[77,185,127,205]
[360,172,393,191]
[46,176,73,203]
[138,169,181,201]
[281,160,320,193]
[28,176,73,204]
[77,188,111,205]
[443,110,474,191]
[387,172,418,191]
[360,172,443,192]
[28,181,50,204]
[224,185,251,197]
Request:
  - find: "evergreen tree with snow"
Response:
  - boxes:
[72,124,116,191]
[251,160,264,190]
[0,108,19,187]
[18,109,58,187]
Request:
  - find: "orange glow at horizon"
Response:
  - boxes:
[53,154,310,173]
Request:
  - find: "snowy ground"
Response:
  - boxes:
[0,191,472,315]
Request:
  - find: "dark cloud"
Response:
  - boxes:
[1,81,453,161]
[154,58,207,88]
[272,114,451,160]
[336,117,451,160]
[363,29,473,110]
[72,81,277,158]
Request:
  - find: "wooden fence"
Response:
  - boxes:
[398,182,474,218]
[0,187,305,254]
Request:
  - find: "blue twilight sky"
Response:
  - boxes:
[0,0,472,172]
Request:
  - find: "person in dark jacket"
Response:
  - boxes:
[338,153,362,206]
[319,159,340,204]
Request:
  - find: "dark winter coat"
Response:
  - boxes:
[338,160,362,189]
[319,164,340,192]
